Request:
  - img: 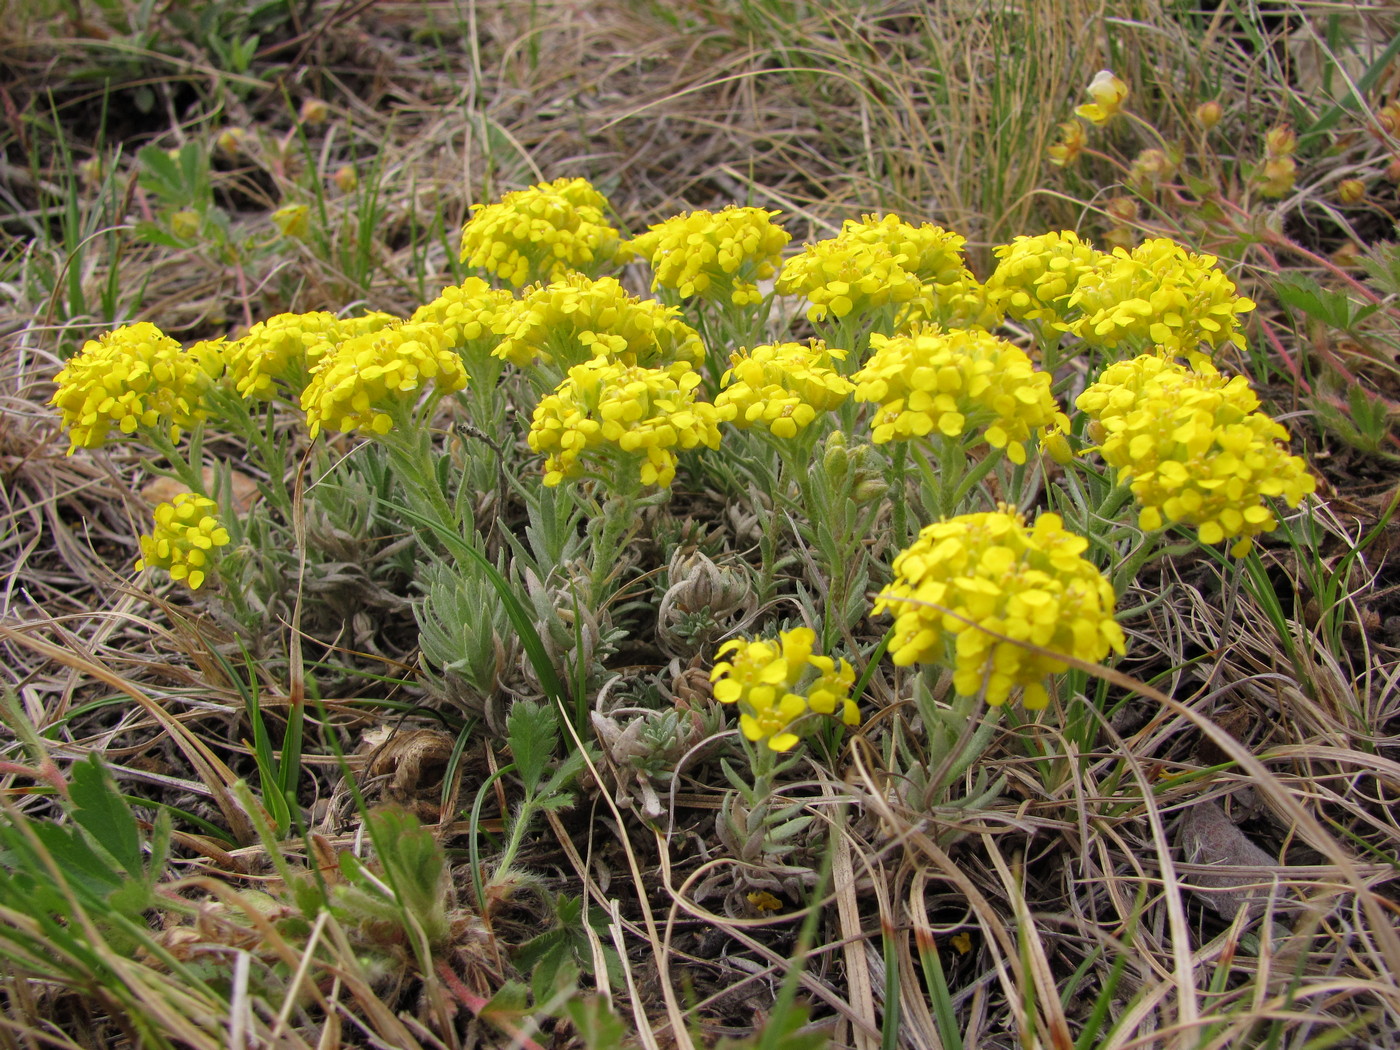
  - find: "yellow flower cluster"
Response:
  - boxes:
[898,272,1004,332]
[527,359,723,487]
[775,238,922,323]
[852,326,1060,463]
[301,321,467,438]
[409,277,515,354]
[1066,239,1255,367]
[135,492,231,591]
[493,274,705,373]
[709,627,857,751]
[873,508,1125,708]
[459,177,621,287]
[715,341,854,438]
[1076,355,1316,555]
[223,311,396,400]
[841,213,970,286]
[626,206,791,306]
[984,231,1108,326]
[51,322,218,452]
[776,214,971,324]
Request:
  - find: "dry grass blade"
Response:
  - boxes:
[0,620,256,842]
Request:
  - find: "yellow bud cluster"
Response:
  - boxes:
[873,508,1125,708]
[1076,355,1316,555]
[626,205,791,305]
[1067,238,1255,367]
[410,277,516,354]
[50,322,219,453]
[715,341,855,438]
[493,273,704,372]
[527,359,722,487]
[459,177,621,288]
[135,492,232,591]
[852,326,1060,464]
[301,321,467,438]
[224,311,397,400]
[985,231,1110,326]
[709,627,858,751]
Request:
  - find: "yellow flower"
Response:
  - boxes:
[527,359,723,488]
[301,321,467,438]
[625,205,791,306]
[715,341,854,438]
[709,627,857,751]
[1038,411,1076,466]
[135,492,232,591]
[873,508,1125,708]
[984,231,1109,327]
[1076,354,1316,555]
[1075,70,1128,126]
[852,326,1060,464]
[459,177,621,287]
[493,274,705,374]
[50,322,219,453]
[1067,238,1255,367]
[272,203,309,239]
[224,311,397,401]
[776,214,968,325]
[1048,120,1087,167]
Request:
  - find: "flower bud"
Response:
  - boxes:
[852,477,888,504]
[1331,242,1361,268]
[1388,156,1400,183]
[822,429,850,482]
[1105,196,1139,223]
[1372,103,1400,141]
[1129,148,1176,187]
[78,156,104,187]
[170,209,200,240]
[332,164,358,193]
[215,127,248,157]
[1258,155,1297,197]
[298,97,329,125]
[1193,100,1223,130]
[1265,125,1297,158]
[1338,178,1366,204]
[1103,226,1134,252]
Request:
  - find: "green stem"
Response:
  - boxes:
[949,444,1004,511]
[890,441,911,543]
[1093,482,1135,525]
[1110,530,1166,597]
[146,427,208,496]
